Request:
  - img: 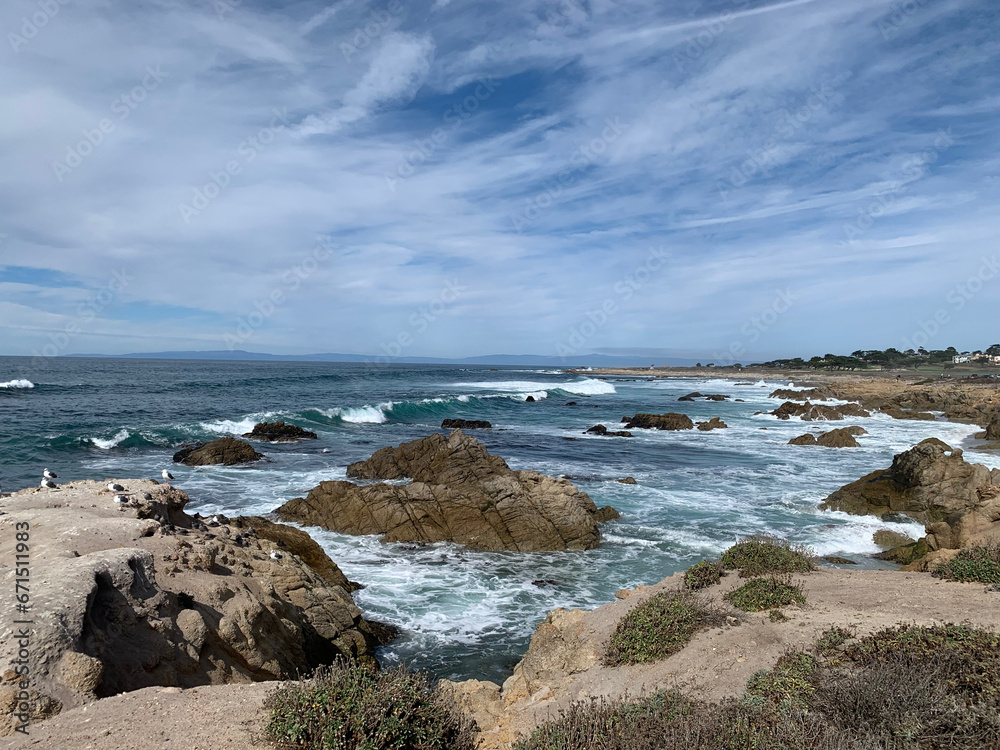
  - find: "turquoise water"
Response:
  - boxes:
[1,357,994,682]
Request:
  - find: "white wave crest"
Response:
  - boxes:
[0,379,34,389]
[322,403,392,424]
[200,417,260,435]
[454,377,616,396]
[91,429,130,449]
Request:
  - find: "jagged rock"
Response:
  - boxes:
[617,477,638,484]
[878,405,936,421]
[677,396,695,401]
[696,417,728,431]
[705,394,729,401]
[242,421,317,441]
[584,425,632,437]
[822,556,856,565]
[788,433,817,446]
[680,392,703,400]
[987,414,1000,441]
[525,396,536,402]
[770,401,870,421]
[565,401,577,406]
[622,413,694,430]
[0,480,390,733]
[441,419,492,429]
[819,439,1000,564]
[816,428,862,448]
[173,437,264,466]
[277,431,617,552]
[873,529,915,548]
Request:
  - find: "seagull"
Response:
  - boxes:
[269,551,282,561]
[40,478,57,489]
[43,469,57,480]
[108,481,124,492]
[161,470,174,483]
[113,494,129,504]
[207,516,221,527]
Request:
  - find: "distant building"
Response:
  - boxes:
[953,354,971,363]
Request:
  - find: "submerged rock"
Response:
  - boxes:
[696,417,728,431]
[277,430,618,552]
[441,419,492,429]
[242,420,317,441]
[173,437,264,466]
[622,413,694,430]
[585,424,632,437]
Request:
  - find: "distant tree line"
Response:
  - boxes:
[742,344,1000,370]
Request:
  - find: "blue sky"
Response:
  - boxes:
[0,0,998,360]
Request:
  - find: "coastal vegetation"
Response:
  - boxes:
[604,590,727,666]
[725,576,807,612]
[752,343,1000,371]
[264,660,474,750]
[516,624,1000,750]
[682,559,724,590]
[719,535,815,577]
[932,543,1000,584]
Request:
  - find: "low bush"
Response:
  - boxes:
[604,589,726,666]
[264,660,473,750]
[720,535,815,577]
[745,652,816,709]
[815,627,853,657]
[683,560,723,590]
[933,543,1000,584]
[725,577,806,612]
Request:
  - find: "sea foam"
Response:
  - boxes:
[0,379,34,389]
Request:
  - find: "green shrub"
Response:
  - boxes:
[815,627,852,657]
[745,652,816,709]
[725,577,806,612]
[604,589,726,666]
[683,560,723,590]
[768,609,789,623]
[720,535,815,577]
[933,544,1000,584]
[264,660,473,750]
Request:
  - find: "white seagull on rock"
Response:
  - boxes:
[269,551,282,561]
[113,494,129,504]
[161,470,174,483]
[40,478,57,489]
[108,481,124,492]
[43,469,57,480]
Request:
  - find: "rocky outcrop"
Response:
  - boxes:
[621,413,694,430]
[696,417,727,431]
[441,419,492,429]
[987,414,1000,441]
[819,438,1000,565]
[705,394,728,401]
[242,421,317,441]
[173,437,264,466]
[789,426,867,447]
[0,480,391,735]
[277,431,619,552]
[584,424,632,437]
[678,392,702,401]
[617,477,637,484]
[877,405,936,421]
[770,401,870,421]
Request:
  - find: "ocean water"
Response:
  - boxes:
[2,357,997,682]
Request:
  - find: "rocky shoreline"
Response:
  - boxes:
[4,375,1000,748]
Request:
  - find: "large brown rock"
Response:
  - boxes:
[277,431,617,552]
[816,428,862,448]
[696,417,728,431]
[242,421,317,441]
[818,438,1000,560]
[173,437,264,466]
[0,480,391,734]
[770,401,870,421]
[987,414,1000,441]
[622,413,694,430]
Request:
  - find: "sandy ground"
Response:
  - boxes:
[0,683,274,750]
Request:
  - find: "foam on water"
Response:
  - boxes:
[0,379,34,389]
[454,377,616,396]
[90,429,131,450]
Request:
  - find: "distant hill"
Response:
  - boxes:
[63,350,701,367]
